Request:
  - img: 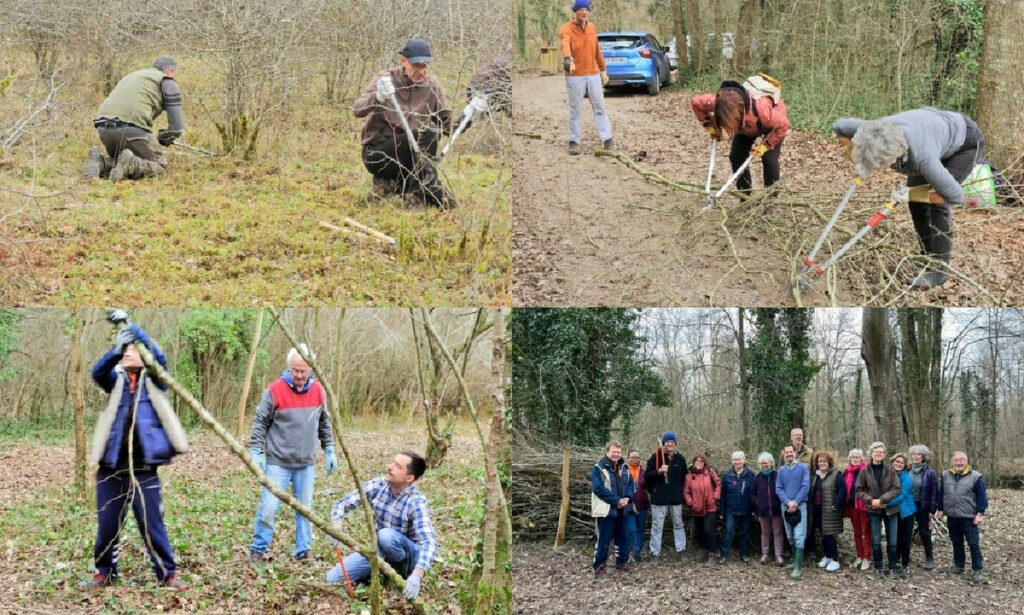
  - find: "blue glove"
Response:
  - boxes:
[403,571,422,600]
[250,447,266,471]
[113,328,137,353]
[324,446,338,475]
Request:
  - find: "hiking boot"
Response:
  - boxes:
[568,141,580,156]
[717,556,727,565]
[83,146,111,180]
[706,552,715,566]
[614,563,632,573]
[775,556,784,567]
[109,149,138,183]
[923,558,935,571]
[874,568,886,580]
[294,551,310,562]
[971,570,985,584]
[948,566,964,575]
[907,202,952,289]
[741,555,750,564]
[249,550,266,564]
[760,554,769,565]
[891,566,905,580]
[79,572,113,589]
[403,192,428,211]
[602,138,617,151]
[370,176,398,200]
[649,554,659,567]
[593,567,607,580]
[164,575,189,591]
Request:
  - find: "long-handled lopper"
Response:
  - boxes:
[799,177,862,276]
[795,185,909,291]
[705,153,754,209]
[702,139,717,209]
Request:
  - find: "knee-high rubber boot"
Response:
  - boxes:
[908,204,951,289]
[790,547,803,579]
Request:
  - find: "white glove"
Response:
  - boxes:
[375,75,396,103]
[469,94,488,115]
[891,185,910,205]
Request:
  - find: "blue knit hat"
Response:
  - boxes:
[572,0,591,11]
[662,431,677,444]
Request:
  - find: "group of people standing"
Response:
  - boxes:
[590,428,990,584]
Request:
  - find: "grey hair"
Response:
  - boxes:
[951,450,969,461]
[848,448,864,461]
[851,120,908,179]
[731,451,746,462]
[286,344,315,366]
[757,452,775,467]
[867,441,886,455]
[908,444,931,462]
[153,55,178,72]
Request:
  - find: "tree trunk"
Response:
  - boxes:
[737,308,751,448]
[673,0,689,69]
[71,309,88,500]
[975,0,1024,168]
[332,308,347,418]
[686,0,704,75]
[734,0,758,75]
[861,309,906,449]
[235,307,264,438]
[898,308,943,450]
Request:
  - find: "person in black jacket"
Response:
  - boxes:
[644,431,687,564]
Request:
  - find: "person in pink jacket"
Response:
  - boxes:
[684,453,721,565]
[691,76,791,197]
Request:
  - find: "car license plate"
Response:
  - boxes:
[606,57,627,64]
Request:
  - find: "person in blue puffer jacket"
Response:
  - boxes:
[80,310,189,591]
[889,452,918,578]
[719,451,756,563]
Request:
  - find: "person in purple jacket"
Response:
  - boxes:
[625,449,649,561]
[750,452,784,566]
[907,444,939,570]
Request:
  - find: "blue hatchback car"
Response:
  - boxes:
[599,31,673,95]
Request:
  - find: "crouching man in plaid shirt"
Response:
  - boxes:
[325,450,437,600]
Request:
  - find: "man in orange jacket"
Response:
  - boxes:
[559,0,614,155]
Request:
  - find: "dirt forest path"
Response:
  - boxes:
[511,75,1024,307]
[513,487,1024,614]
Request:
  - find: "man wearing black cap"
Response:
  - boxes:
[353,39,455,208]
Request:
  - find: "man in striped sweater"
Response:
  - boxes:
[248,345,337,562]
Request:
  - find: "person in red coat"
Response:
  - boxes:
[684,453,721,564]
[691,75,790,196]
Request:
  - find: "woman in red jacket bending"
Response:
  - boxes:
[691,75,791,196]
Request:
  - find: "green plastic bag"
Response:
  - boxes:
[962,163,996,208]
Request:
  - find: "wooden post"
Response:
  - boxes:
[71,309,88,500]
[234,307,264,438]
[554,445,571,548]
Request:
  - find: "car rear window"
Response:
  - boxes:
[599,35,645,50]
